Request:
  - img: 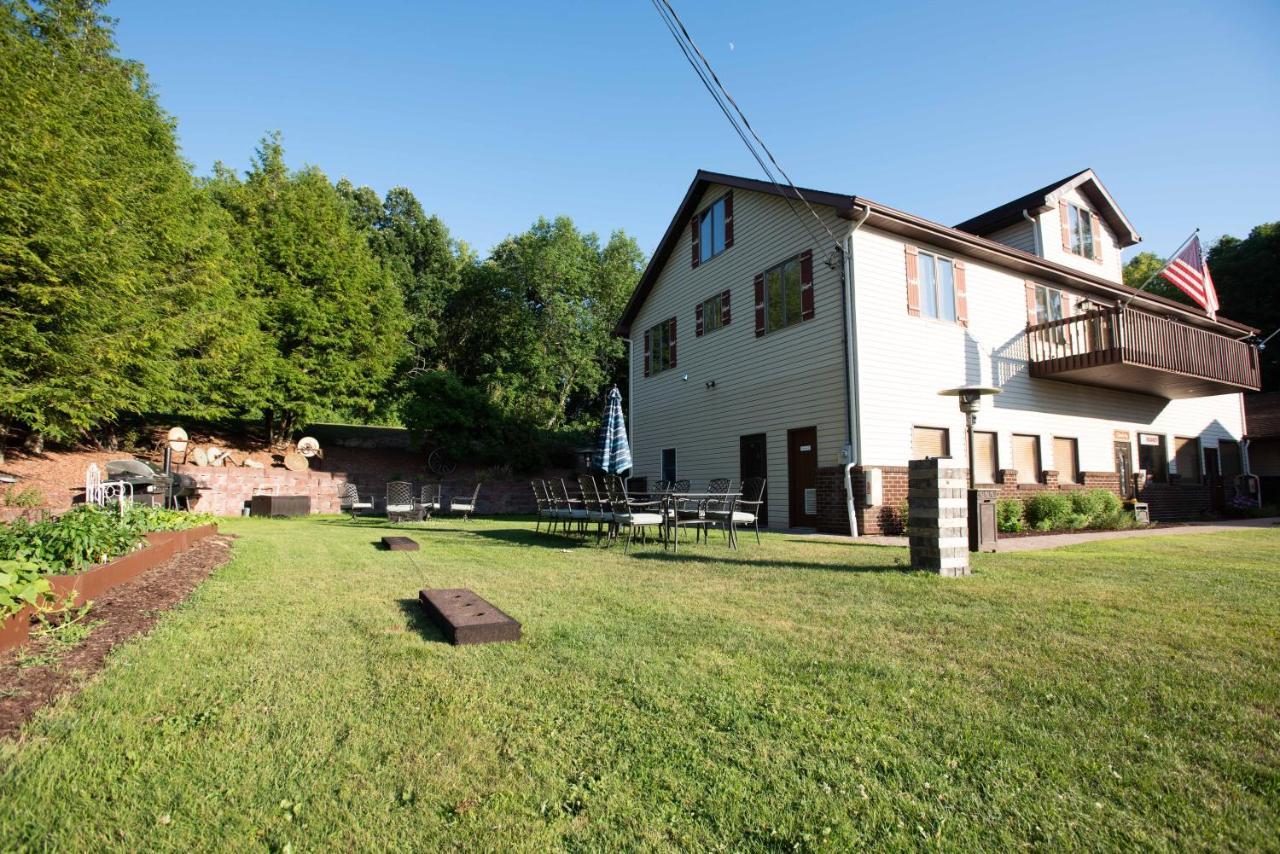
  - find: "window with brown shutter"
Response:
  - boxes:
[912,248,959,323]
[645,317,677,375]
[697,292,728,336]
[694,193,731,266]
[1012,434,1041,484]
[1173,436,1201,483]
[759,252,811,334]
[905,245,921,316]
[974,431,998,484]
[1064,201,1095,258]
[1053,437,1079,483]
[912,426,950,460]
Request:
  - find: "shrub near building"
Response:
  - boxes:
[999,489,1131,533]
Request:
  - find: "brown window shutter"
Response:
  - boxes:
[954,260,969,327]
[643,330,651,377]
[721,289,731,325]
[695,300,704,337]
[1024,280,1038,323]
[1059,200,1071,251]
[904,245,921,316]
[799,249,815,320]
[1061,292,1074,317]
[1090,212,1104,261]
[753,273,765,337]
[723,192,734,250]
[668,317,677,368]
[691,216,700,269]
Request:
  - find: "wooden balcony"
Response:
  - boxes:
[1026,306,1260,399]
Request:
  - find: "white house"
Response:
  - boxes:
[614,170,1260,533]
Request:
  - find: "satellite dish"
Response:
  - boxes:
[166,426,189,453]
[296,436,321,458]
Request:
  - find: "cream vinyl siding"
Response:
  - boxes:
[849,225,1244,480]
[1053,436,1079,483]
[974,431,998,484]
[1012,434,1041,483]
[629,185,850,528]
[983,220,1037,255]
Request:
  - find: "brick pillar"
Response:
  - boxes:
[908,458,969,577]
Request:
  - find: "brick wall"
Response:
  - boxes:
[816,464,1129,536]
[1138,481,1212,521]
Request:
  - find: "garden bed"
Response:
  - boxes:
[0,533,235,739]
[0,523,217,652]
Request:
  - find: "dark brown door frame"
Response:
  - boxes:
[787,426,818,528]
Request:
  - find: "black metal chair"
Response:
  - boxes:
[578,475,613,542]
[339,482,373,520]
[530,480,554,533]
[419,483,442,521]
[386,481,422,523]
[603,476,664,550]
[449,483,482,520]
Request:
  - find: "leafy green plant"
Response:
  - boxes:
[0,558,51,617]
[996,499,1025,533]
[1024,493,1074,531]
[1069,489,1123,522]
[2,485,45,508]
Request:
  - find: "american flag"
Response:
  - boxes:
[1159,233,1220,318]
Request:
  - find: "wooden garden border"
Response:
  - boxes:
[0,523,218,652]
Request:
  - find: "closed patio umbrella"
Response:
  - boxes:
[592,386,632,475]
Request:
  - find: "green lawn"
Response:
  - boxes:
[2,517,1278,850]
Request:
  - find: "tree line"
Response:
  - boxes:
[0,0,644,463]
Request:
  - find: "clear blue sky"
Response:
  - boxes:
[112,0,1279,260]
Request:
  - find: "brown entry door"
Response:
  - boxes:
[787,427,818,528]
[1204,447,1224,511]
[1114,440,1134,498]
[739,433,768,526]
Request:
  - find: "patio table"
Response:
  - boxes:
[650,491,742,551]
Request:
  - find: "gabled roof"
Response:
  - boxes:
[613,170,1253,338]
[953,168,1141,247]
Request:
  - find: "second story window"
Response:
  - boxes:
[918,250,957,323]
[696,290,730,337]
[1065,202,1095,258]
[643,317,677,377]
[691,193,733,267]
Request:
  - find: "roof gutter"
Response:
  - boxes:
[841,205,872,538]
[1021,208,1042,256]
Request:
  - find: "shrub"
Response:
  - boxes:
[0,558,51,617]
[1023,493,1073,531]
[996,499,1024,532]
[1069,489,1123,523]
[2,485,45,508]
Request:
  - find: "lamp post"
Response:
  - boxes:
[939,386,1001,552]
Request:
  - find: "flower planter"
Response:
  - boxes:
[44,523,218,609]
[0,606,33,653]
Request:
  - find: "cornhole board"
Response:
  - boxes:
[381,536,419,551]
[418,588,521,645]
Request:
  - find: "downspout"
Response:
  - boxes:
[842,204,872,537]
[1021,208,1042,256]
[623,336,633,477]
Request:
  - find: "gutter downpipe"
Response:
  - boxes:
[1021,208,1042,256]
[842,204,872,538]
[623,336,633,477]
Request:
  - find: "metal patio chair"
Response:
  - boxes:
[339,482,374,520]
[419,483,443,521]
[531,480,555,533]
[578,475,613,542]
[386,481,422,523]
[603,476,665,551]
[449,483,482,520]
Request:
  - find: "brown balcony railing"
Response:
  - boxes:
[1026,306,1260,397]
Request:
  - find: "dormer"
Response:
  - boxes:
[954,169,1140,284]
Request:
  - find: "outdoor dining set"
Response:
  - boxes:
[339,481,482,522]
[531,475,766,551]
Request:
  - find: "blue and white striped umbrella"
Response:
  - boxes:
[592,386,632,474]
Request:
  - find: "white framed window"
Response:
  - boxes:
[918,250,957,323]
[1034,284,1064,325]
[1066,202,1094,258]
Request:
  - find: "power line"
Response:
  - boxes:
[651,0,842,256]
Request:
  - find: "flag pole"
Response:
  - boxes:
[1122,228,1198,309]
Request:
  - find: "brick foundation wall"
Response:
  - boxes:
[1138,481,1212,521]
[816,464,1131,536]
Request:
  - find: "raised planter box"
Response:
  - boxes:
[43,523,219,610]
[0,606,33,653]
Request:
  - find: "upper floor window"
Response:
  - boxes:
[1066,202,1095,258]
[696,290,730,336]
[644,317,676,376]
[691,193,733,267]
[765,256,802,333]
[918,250,957,323]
